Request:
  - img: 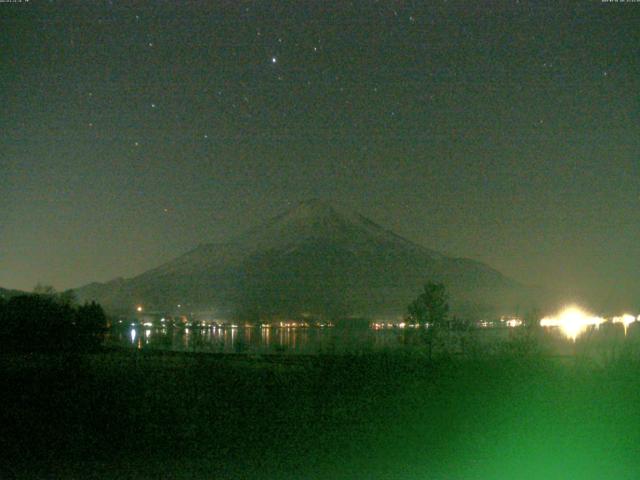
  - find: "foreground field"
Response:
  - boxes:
[2,348,640,479]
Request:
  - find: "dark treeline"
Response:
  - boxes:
[0,289,107,352]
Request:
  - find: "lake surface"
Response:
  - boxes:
[108,325,433,355]
[106,323,640,357]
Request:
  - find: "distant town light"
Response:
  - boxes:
[540,306,605,341]
[612,314,636,335]
[505,318,522,328]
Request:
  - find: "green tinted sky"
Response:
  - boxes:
[1,1,638,310]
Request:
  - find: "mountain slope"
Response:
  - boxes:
[76,200,529,319]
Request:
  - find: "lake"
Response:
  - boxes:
[105,322,640,357]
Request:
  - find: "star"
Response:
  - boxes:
[134,141,140,147]
[151,103,156,108]
[272,56,277,64]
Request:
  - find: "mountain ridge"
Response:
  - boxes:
[0,287,27,300]
[75,200,530,319]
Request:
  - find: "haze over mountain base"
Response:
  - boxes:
[76,200,534,320]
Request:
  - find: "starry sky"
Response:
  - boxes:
[1,1,639,310]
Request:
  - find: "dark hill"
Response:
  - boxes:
[76,200,530,320]
[0,287,27,300]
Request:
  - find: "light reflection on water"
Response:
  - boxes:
[109,326,428,355]
[106,322,640,356]
[540,306,639,341]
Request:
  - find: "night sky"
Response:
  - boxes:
[1,1,639,309]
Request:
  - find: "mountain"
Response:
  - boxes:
[75,200,531,320]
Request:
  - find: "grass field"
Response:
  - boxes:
[2,346,640,479]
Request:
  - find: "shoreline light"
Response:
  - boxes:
[540,306,605,341]
[612,314,636,335]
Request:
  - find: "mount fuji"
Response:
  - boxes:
[76,200,529,320]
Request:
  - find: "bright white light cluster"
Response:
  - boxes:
[540,306,637,340]
[612,314,637,334]
[504,318,522,328]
